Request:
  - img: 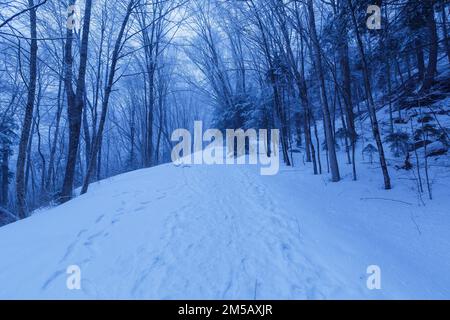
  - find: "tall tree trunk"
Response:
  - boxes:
[421,2,438,92]
[15,0,38,219]
[307,0,340,182]
[46,77,64,191]
[348,0,391,189]
[155,91,164,165]
[337,4,357,180]
[384,2,394,134]
[34,91,46,202]
[60,0,93,202]
[140,7,159,168]
[312,113,322,175]
[275,0,312,167]
[96,139,102,181]
[415,38,425,81]
[442,2,450,64]
[247,0,291,166]
[82,97,91,169]
[81,0,135,195]
[1,142,9,207]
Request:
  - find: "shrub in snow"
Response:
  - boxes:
[385,132,410,157]
[413,124,440,141]
[363,144,378,164]
[322,140,340,152]
[335,127,348,141]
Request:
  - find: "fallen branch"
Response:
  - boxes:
[360,197,413,206]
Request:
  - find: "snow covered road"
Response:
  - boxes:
[0,161,449,299]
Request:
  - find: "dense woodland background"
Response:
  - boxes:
[0,0,449,225]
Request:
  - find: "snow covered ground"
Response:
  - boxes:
[0,148,449,299]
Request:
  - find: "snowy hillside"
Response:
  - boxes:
[1,153,449,299]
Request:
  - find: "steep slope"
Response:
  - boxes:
[0,156,449,299]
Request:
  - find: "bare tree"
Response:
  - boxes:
[347,0,391,189]
[15,0,39,218]
[306,0,340,182]
[60,0,93,202]
[81,0,136,194]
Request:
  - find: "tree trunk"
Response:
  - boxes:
[307,0,340,182]
[60,0,93,202]
[81,0,135,195]
[348,0,391,189]
[1,142,9,207]
[442,2,450,64]
[15,0,38,219]
[415,38,425,81]
[384,2,394,134]
[337,4,357,180]
[46,77,64,192]
[421,2,438,92]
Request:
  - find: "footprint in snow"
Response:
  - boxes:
[77,229,88,238]
[95,214,105,224]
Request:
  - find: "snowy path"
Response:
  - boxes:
[0,162,449,299]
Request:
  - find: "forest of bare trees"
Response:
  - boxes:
[0,0,449,223]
